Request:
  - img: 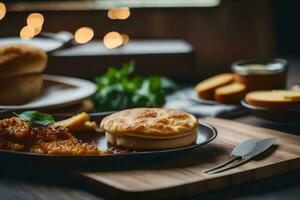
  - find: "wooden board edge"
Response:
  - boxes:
[74,158,300,199]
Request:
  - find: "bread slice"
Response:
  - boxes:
[55,112,97,132]
[0,44,47,78]
[215,82,246,104]
[0,74,43,105]
[245,90,300,108]
[195,73,235,100]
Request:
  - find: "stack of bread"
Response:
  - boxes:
[195,71,300,109]
[0,44,48,105]
[195,73,247,104]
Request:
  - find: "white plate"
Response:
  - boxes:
[0,74,97,110]
[0,37,64,52]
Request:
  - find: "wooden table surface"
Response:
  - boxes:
[0,58,299,200]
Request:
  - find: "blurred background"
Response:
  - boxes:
[0,0,298,83]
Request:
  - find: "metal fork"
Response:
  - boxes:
[205,138,277,174]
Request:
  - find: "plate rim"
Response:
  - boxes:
[0,74,97,110]
[241,100,300,111]
[0,37,64,52]
[0,122,217,158]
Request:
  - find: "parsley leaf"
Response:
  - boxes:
[16,111,55,126]
[93,61,177,111]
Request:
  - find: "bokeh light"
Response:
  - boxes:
[20,26,35,40]
[107,8,130,20]
[33,26,43,36]
[74,27,94,44]
[121,34,130,45]
[26,13,44,36]
[27,13,44,28]
[107,10,116,20]
[103,31,123,49]
[0,2,6,21]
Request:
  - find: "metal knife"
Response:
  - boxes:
[203,138,257,173]
[207,138,277,174]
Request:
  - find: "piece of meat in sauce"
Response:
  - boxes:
[0,117,105,155]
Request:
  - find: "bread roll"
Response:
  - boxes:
[245,90,300,108]
[0,44,47,78]
[100,108,198,150]
[195,73,235,100]
[215,82,246,104]
[106,130,197,151]
[0,74,43,105]
[0,44,48,105]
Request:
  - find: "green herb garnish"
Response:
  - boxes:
[92,61,177,111]
[16,111,55,126]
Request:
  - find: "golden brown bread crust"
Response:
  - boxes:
[106,130,197,150]
[0,44,47,78]
[215,82,246,104]
[245,90,300,108]
[195,73,235,100]
[100,108,198,138]
[0,74,43,105]
[55,112,97,132]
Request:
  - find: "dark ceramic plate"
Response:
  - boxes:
[241,100,300,123]
[0,118,217,168]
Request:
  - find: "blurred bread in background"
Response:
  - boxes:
[0,74,43,105]
[0,44,47,78]
[245,90,300,108]
[215,82,247,104]
[195,73,235,100]
[0,44,47,105]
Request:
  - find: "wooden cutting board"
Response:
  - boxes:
[76,118,300,199]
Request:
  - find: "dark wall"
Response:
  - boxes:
[1,0,275,80]
[274,0,300,56]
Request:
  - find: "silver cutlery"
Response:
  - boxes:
[203,138,257,173]
[206,138,277,174]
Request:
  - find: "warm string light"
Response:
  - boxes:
[20,12,45,40]
[13,6,131,45]
[121,34,130,45]
[19,26,35,40]
[0,2,6,21]
[74,27,94,44]
[105,7,131,49]
[107,8,130,20]
[103,31,130,49]
[27,13,44,29]
[103,31,123,49]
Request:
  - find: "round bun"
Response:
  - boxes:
[245,90,300,108]
[0,74,43,105]
[0,44,47,105]
[195,73,235,100]
[106,130,197,150]
[215,82,246,104]
[101,108,198,150]
[0,44,47,78]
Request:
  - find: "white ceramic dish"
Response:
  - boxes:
[0,74,97,110]
[0,37,64,52]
